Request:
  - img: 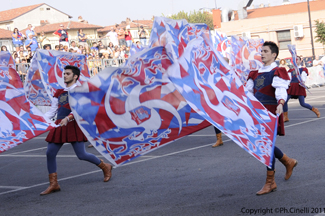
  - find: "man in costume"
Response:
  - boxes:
[283,56,320,122]
[246,41,297,195]
[40,65,112,196]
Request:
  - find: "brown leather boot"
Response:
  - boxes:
[279,154,297,180]
[212,133,223,147]
[283,112,289,122]
[312,107,320,118]
[40,173,61,195]
[98,159,112,182]
[256,170,277,195]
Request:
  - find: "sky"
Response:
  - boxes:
[2,0,309,27]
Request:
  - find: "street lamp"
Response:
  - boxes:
[307,0,315,59]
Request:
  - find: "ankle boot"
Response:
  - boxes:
[256,170,277,195]
[98,159,112,182]
[212,133,223,147]
[312,107,320,118]
[40,173,61,195]
[279,154,297,180]
[283,112,289,122]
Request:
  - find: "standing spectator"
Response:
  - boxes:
[78,29,89,53]
[117,24,126,47]
[105,27,118,47]
[90,42,99,53]
[125,26,132,47]
[25,34,39,52]
[138,25,149,46]
[12,28,24,52]
[1,46,8,51]
[53,24,69,47]
[39,31,50,48]
[26,24,36,38]
[13,52,20,64]
[26,48,33,63]
[70,41,79,52]
[18,58,28,82]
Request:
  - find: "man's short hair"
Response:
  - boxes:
[71,41,75,44]
[263,41,279,60]
[64,65,80,80]
[297,55,302,61]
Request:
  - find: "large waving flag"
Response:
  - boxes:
[212,31,234,66]
[0,51,57,153]
[69,46,210,166]
[129,43,145,56]
[69,17,277,168]
[149,17,277,168]
[24,50,90,106]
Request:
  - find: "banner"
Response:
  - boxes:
[69,46,210,166]
[24,50,90,106]
[0,51,57,153]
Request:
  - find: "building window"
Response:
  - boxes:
[46,8,51,10]
[277,30,291,50]
[6,25,10,31]
[40,8,44,11]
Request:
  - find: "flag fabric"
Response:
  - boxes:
[129,43,145,56]
[0,51,57,153]
[149,17,277,168]
[24,50,90,106]
[69,46,210,166]
[230,36,264,85]
[213,31,234,66]
[69,17,277,168]
[287,44,308,90]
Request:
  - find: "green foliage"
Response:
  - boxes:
[315,20,325,51]
[164,10,214,30]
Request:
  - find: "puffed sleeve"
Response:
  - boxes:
[246,79,254,94]
[301,68,308,82]
[272,67,290,102]
[44,97,58,119]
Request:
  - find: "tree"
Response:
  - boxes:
[315,19,325,53]
[164,10,214,30]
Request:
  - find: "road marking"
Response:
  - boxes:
[0,106,323,196]
[0,186,28,189]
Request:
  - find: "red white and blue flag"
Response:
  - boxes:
[0,51,56,153]
[287,44,308,90]
[24,50,90,106]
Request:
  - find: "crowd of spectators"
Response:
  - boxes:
[1,23,149,79]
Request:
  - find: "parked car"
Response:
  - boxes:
[302,56,313,67]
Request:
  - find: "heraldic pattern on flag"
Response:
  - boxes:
[24,50,90,106]
[148,17,277,167]
[69,46,211,166]
[287,44,308,90]
[0,51,57,153]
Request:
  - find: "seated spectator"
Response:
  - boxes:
[88,56,97,76]
[82,49,89,58]
[70,41,79,52]
[13,52,20,64]
[43,44,51,50]
[59,44,64,51]
[18,58,28,82]
[1,45,8,51]
[78,45,84,54]
[55,45,60,51]
[108,42,115,51]
[69,48,75,53]
[63,45,69,52]
[19,51,25,62]
[26,48,33,63]
[25,34,39,52]
[91,42,99,52]
[12,28,24,52]
[279,59,289,71]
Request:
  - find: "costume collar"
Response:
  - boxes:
[258,62,278,73]
[64,82,79,91]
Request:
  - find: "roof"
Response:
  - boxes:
[98,20,153,33]
[0,28,12,39]
[245,0,325,19]
[0,3,72,23]
[20,21,103,34]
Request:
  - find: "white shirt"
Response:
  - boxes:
[106,31,118,46]
[246,62,290,102]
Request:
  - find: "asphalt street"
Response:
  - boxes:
[1,86,325,216]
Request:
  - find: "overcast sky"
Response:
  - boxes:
[2,0,308,27]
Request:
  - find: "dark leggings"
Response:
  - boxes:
[283,95,312,112]
[214,127,221,134]
[46,142,101,174]
[267,146,284,171]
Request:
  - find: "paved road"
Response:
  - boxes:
[1,87,325,216]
